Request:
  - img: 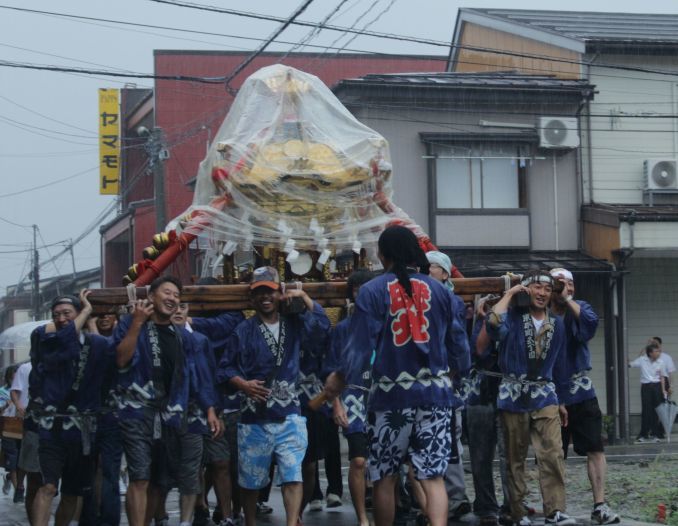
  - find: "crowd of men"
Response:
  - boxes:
[3,223,661,526]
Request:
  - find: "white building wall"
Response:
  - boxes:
[588,55,678,204]
[620,222,678,249]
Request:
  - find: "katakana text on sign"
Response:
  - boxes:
[98,89,120,195]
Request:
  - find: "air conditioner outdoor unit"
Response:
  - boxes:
[538,116,580,149]
[644,159,678,190]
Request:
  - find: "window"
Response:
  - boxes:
[434,143,525,209]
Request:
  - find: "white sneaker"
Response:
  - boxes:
[118,475,128,496]
[309,499,323,511]
[326,493,342,508]
[545,511,576,526]
[635,436,648,443]
[513,517,532,526]
[591,503,620,524]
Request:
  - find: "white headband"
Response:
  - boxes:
[521,274,553,287]
[550,268,573,281]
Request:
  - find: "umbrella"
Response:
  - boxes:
[655,398,678,443]
[0,320,49,363]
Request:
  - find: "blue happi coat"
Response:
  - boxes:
[112,315,216,428]
[186,329,219,435]
[460,317,501,407]
[553,300,599,406]
[29,322,115,442]
[486,308,568,412]
[190,312,244,412]
[339,272,470,412]
[325,316,370,435]
[218,303,330,424]
[297,317,330,410]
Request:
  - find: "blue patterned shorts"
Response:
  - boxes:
[237,414,307,489]
[367,406,452,482]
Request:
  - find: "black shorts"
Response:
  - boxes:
[38,437,95,496]
[1,437,20,471]
[119,414,156,482]
[563,396,604,457]
[346,431,368,460]
[203,431,230,465]
[155,426,203,494]
[302,408,325,464]
[120,413,203,494]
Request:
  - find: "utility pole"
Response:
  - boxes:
[146,127,168,232]
[31,224,40,320]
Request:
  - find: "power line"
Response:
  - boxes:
[0,59,226,83]
[329,0,398,58]
[147,0,445,46]
[36,227,62,278]
[0,215,32,229]
[279,0,352,60]
[0,94,96,135]
[0,166,97,199]
[0,113,97,139]
[223,0,316,92]
[145,0,678,79]
[0,149,97,159]
[5,2,678,83]
[0,4,389,57]
[0,41,141,76]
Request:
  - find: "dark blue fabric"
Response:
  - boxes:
[30,322,115,441]
[327,317,368,435]
[486,309,568,412]
[186,330,219,435]
[218,303,330,424]
[79,420,123,526]
[554,300,599,405]
[112,316,214,427]
[339,272,470,412]
[463,317,501,408]
[190,312,244,412]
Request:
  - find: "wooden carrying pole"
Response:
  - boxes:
[88,276,519,315]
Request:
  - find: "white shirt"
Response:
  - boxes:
[10,361,31,410]
[532,316,545,333]
[10,362,32,409]
[630,356,668,384]
[265,321,280,343]
[659,352,676,374]
[0,386,14,417]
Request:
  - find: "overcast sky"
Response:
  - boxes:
[1,0,678,296]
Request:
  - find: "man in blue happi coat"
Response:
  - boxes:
[487,270,573,526]
[29,290,115,526]
[462,296,511,526]
[324,226,470,526]
[325,269,374,526]
[218,266,330,526]
[176,301,244,526]
[114,276,220,526]
[549,268,619,525]
[426,250,472,519]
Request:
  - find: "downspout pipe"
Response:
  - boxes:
[585,52,600,204]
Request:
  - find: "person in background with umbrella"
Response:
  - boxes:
[649,337,675,396]
[629,343,668,443]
